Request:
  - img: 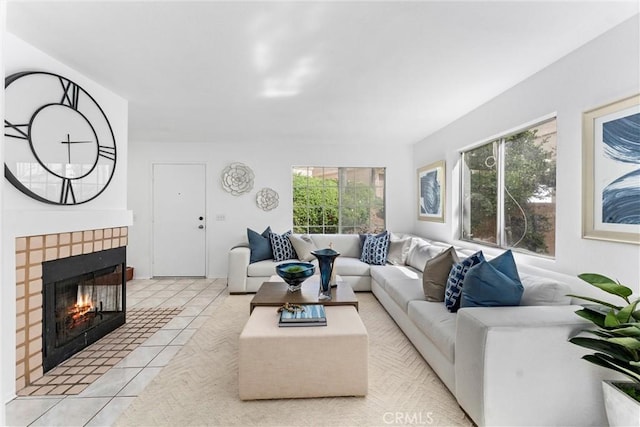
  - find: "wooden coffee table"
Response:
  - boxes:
[249,275,359,313]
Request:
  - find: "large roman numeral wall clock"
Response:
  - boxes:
[4,71,117,205]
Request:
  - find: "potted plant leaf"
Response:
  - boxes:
[568,273,640,426]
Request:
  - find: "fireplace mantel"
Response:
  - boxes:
[4,209,133,240]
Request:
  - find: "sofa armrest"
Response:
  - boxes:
[455,305,610,427]
[227,246,250,294]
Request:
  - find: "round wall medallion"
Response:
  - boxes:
[221,162,254,196]
[256,187,279,211]
[4,71,117,205]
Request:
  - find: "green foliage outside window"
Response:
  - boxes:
[463,119,557,256]
[504,129,556,254]
[292,168,385,234]
[465,143,498,244]
[292,174,339,234]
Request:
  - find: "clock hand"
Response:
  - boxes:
[60,134,93,163]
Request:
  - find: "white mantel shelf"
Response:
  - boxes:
[3,209,133,239]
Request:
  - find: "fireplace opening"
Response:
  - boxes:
[42,247,126,372]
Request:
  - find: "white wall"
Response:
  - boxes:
[127,142,414,279]
[0,2,6,424]
[1,33,131,403]
[412,16,640,293]
[3,33,130,216]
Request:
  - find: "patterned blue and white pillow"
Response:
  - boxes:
[360,231,390,265]
[269,231,297,262]
[444,251,484,312]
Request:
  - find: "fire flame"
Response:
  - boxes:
[69,294,93,322]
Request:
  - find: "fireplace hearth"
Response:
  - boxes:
[42,247,126,372]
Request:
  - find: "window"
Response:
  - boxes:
[293,167,385,234]
[460,118,557,257]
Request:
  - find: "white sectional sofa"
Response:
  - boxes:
[228,233,374,293]
[227,233,610,426]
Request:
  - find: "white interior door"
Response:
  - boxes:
[152,163,206,277]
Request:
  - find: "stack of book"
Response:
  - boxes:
[278,304,327,327]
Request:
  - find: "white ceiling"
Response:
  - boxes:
[6,1,639,146]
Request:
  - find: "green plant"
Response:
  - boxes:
[568,273,640,401]
[292,172,383,234]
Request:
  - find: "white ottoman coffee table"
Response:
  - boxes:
[239,305,368,400]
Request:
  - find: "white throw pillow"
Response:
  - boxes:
[387,233,413,265]
[288,234,317,262]
[519,274,572,306]
[406,242,433,271]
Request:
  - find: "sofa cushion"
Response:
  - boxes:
[288,234,317,262]
[407,300,456,363]
[247,226,272,263]
[460,250,524,308]
[423,246,458,302]
[334,257,370,276]
[520,273,572,306]
[269,231,297,261]
[445,251,485,313]
[360,231,390,265]
[406,241,432,271]
[387,233,413,265]
[370,265,420,292]
[310,234,361,258]
[247,259,291,277]
[385,278,425,312]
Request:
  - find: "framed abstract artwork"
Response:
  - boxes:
[582,94,640,244]
[418,160,445,222]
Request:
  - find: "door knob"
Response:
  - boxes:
[198,225,204,229]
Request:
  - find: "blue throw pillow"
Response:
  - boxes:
[460,250,524,308]
[269,230,297,261]
[444,251,484,313]
[247,226,272,263]
[360,231,390,265]
[359,231,386,253]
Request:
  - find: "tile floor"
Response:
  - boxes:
[19,308,183,397]
[5,277,228,427]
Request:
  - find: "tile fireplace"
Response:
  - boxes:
[15,227,128,393]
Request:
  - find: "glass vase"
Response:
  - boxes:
[311,248,340,300]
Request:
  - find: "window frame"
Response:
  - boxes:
[292,166,386,235]
[458,116,557,257]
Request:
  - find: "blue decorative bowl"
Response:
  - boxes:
[275,262,315,292]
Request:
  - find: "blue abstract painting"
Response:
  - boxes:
[418,161,445,222]
[602,112,640,225]
[603,113,640,164]
[420,170,441,215]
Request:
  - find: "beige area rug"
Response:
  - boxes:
[116,293,473,427]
